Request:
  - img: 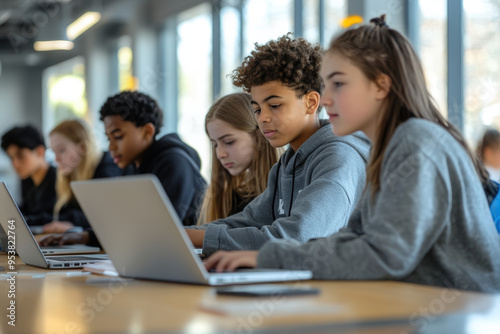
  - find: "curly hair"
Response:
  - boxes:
[231,33,324,98]
[99,91,164,136]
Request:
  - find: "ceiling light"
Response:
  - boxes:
[66,11,101,40]
[34,40,74,51]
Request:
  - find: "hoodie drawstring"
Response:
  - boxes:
[288,151,300,216]
[272,159,282,221]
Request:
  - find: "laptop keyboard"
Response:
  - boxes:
[50,256,105,261]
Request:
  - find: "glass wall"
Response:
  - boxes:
[303,0,320,43]
[220,5,241,96]
[324,0,347,45]
[242,0,294,56]
[117,36,135,92]
[177,3,213,179]
[464,0,500,144]
[418,0,447,118]
[43,56,87,132]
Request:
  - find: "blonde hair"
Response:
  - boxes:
[197,93,282,224]
[50,119,102,217]
[327,15,488,198]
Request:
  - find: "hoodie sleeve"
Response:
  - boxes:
[187,163,279,231]
[256,147,451,280]
[196,143,367,256]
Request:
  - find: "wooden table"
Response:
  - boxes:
[1,254,499,333]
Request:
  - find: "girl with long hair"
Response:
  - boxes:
[43,119,125,233]
[197,92,282,224]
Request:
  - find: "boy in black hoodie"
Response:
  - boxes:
[100,91,206,226]
[39,91,206,247]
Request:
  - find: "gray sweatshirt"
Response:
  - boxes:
[258,119,500,292]
[188,120,370,256]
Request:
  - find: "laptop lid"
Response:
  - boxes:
[71,175,312,285]
[0,182,107,269]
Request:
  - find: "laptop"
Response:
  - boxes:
[0,182,108,268]
[0,183,101,256]
[71,175,313,285]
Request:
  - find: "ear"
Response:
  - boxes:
[375,74,391,100]
[305,91,321,115]
[34,145,46,158]
[141,123,156,141]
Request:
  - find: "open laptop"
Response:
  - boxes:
[0,182,100,255]
[0,182,108,268]
[71,175,313,285]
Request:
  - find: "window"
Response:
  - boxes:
[324,0,347,45]
[418,0,447,118]
[221,5,241,96]
[177,3,212,180]
[43,56,87,132]
[117,36,135,92]
[303,0,320,43]
[243,0,293,56]
[464,0,500,144]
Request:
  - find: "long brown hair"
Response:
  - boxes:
[327,15,488,197]
[50,119,102,217]
[197,93,282,224]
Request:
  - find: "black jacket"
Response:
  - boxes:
[137,134,206,226]
[21,165,57,226]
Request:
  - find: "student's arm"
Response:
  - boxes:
[56,208,90,228]
[24,212,53,226]
[198,145,367,256]
[256,149,452,280]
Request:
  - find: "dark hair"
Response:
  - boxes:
[476,129,500,161]
[327,14,488,196]
[1,125,45,152]
[99,91,164,136]
[231,33,324,99]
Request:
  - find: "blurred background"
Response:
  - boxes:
[1,0,499,200]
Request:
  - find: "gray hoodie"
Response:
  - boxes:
[188,120,370,256]
[258,119,500,292]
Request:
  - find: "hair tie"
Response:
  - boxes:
[370,15,388,28]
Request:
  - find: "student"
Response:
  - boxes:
[1,125,56,224]
[205,16,500,292]
[197,92,282,225]
[40,91,207,247]
[476,129,500,182]
[100,90,207,226]
[42,119,126,233]
[186,34,370,256]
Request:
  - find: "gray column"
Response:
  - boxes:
[294,0,303,37]
[447,0,464,131]
[160,17,178,134]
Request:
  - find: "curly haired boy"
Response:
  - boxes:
[187,34,371,255]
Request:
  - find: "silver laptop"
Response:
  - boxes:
[71,175,313,285]
[0,182,108,269]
